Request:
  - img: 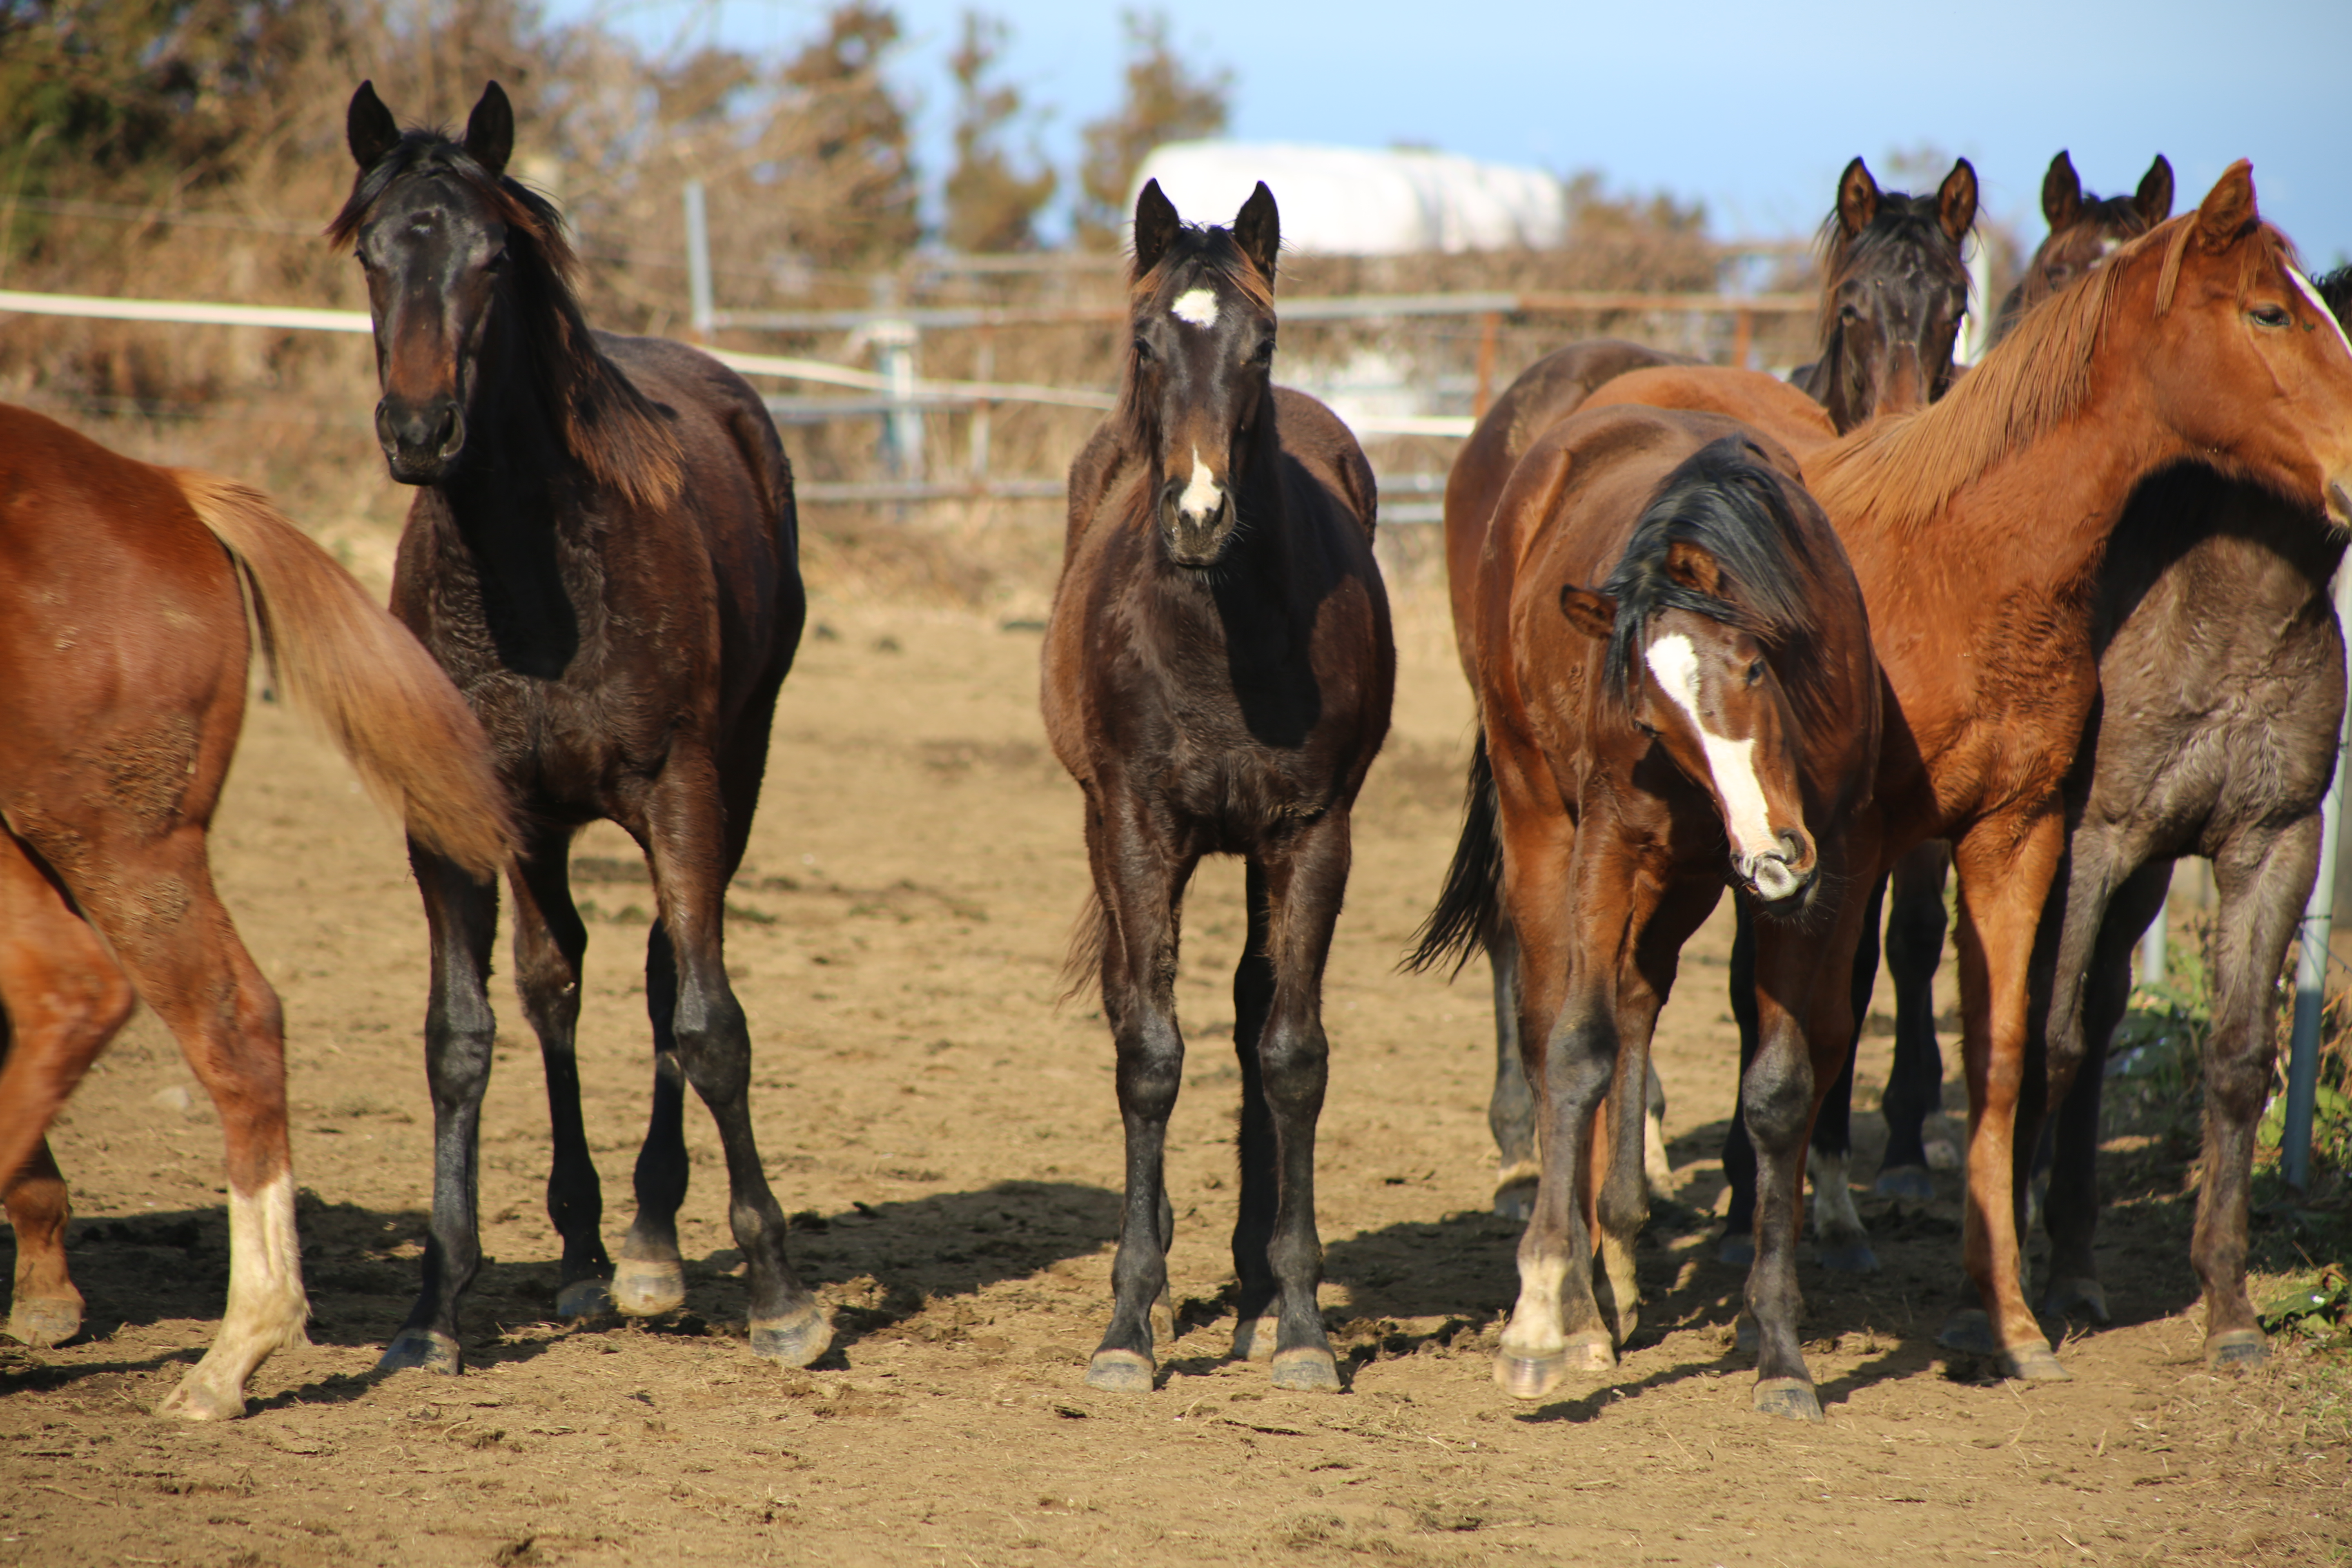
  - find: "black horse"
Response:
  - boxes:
[1043,180,1394,1394]
[334,81,826,1373]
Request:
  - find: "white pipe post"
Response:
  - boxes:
[2282,564,2352,1193]
[2139,883,2169,988]
[683,179,714,340]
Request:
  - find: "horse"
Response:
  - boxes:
[1043,179,1393,1395]
[0,403,514,1417]
[1440,156,1972,1239]
[334,81,825,1374]
[1585,163,2352,1377]
[1868,149,2178,1205]
[1411,417,1880,1420]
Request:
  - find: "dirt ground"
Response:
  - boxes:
[3,549,2348,1567]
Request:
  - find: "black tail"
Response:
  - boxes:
[1403,733,1505,977]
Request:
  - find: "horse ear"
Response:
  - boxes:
[1936,158,1978,247]
[2193,160,2258,253]
[1836,158,1880,238]
[2041,150,2082,231]
[1134,179,1180,277]
[347,81,401,171]
[1559,586,1617,641]
[2135,154,2175,228]
[1233,182,1280,290]
[463,81,514,178]
[1663,540,1724,597]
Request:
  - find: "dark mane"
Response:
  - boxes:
[328,129,681,509]
[1813,188,1970,355]
[2317,265,2352,322]
[1599,436,1824,704]
[1115,220,1273,444]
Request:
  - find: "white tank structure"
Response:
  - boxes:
[1128,141,1567,255]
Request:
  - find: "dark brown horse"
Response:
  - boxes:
[1989,150,2175,340]
[335,81,824,1374]
[1590,163,2352,1377]
[1443,156,1971,1244]
[1045,180,1393,1394]
[1413,416,1880,1420]
[0,404,513,1416]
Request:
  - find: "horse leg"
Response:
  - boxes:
[1877,844,1951,1200]
[2040,857,2163,1327]
[1719,902,1761,1264]
[2195,820,2319,1370]
[508,827,614,1319]
[382,846,500,1374]
[634,752,826,1364]
[1643,1058,1675,1205]
[1947,811,2071,1381]
[1486,920,1540,1219]
[1085,789,1193,1392]
[1231,861,1279,1360]
[1241,814,1358,1392]
[5,1138,82,1348]
[1809,873,1882,1271]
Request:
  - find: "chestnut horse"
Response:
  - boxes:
[1586,163,2352,1376]
[1442,156,1971,1241]
[1412,418,1879,1420]
[335,82,824,1374]
[0,404,512,1417]
[1045,180,1393,1394]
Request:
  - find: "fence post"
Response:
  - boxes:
[683,180,713,341]
[2139,884,2169,987]
[1732,306,1753,372]
[869,275,923,483]
[970,327,994,481]
[1473,312,1499,420]
[2283,565,2352,1192]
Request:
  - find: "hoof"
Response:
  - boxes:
[1149,1289,1176,1349]
[1814,1242,1880,1273]
[612,1259,686,1318]
[1231,1314,1280,1363]
[1874,1164,1935,1202]
[2041,1276,2110,1326]
[750,1308,833,1368]
[1085,1348,1155,1393]
[1492,1350,1566,1401]
[157,1372,247,1422]
[379,1329,463,1375]
[555,1278,615,1320]
[1936,1309,1998,1357]
[6,1297,83,1349]
[1270,1347,1342,1392]
[1752,1376,1824,1422]
[1734,1312,1759,1357]
[2000,1341,2071,1382]
[1493,1180,1538,1222]
[2205,1329,2267,1372]
[1718,1232,1756,1267]
[1563,1333,1616,1374]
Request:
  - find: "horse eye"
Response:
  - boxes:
[1746,660,1766,685]
[1838,303,1860,324]
[1251,338,1275,362]
[1132,338,1154,363]
[2251,303,2291,329]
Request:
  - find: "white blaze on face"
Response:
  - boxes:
[1644,633,1783,877]
[1171,287,1220,328]
[1176,445,1224,522]
[2289,268,2352,363]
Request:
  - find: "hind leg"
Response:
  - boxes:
[1809,876,1883,1271]
[0,844,137,1350]
[1877,845,1950,1200]
[1486,922,1540,1219]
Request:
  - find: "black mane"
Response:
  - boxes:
[1600,436,1824,705]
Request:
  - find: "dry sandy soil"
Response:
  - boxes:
[3,556,2348,1567]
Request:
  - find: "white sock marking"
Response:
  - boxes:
[2289,268,2352,363]
[1171,288,1219,328]
[1176,446,1223,521]
[1644,633,1779,865]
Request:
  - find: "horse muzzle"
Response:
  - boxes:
[376,396,467,485]
[1738,829,1817,909]
[1158,477,1234,567]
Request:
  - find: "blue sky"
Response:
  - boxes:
[561,0,2351,264]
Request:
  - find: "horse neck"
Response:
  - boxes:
[437,303,579,528]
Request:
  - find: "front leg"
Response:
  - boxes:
[1947,810,2071,1381]
[1485,920,1541,1218]
[4,1138,82,1348]
[1877,842,1952,1199]
[1085,788,1194,1393]
[383,843,500,1374]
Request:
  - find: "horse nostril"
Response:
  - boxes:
[436,406,465,457]
[1777,829,1808,864]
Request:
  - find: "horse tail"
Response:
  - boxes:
[171,470,517,880]
[1058,888,1112,1009]
[1403,731,1504,976]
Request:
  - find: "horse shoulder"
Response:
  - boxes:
[1271,388,1375,537]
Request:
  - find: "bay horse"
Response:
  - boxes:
[335,82,824,1374]
[0,403,513,1417]
[1869,149,2178,1205]
[1584,162,2352,1377]
[1440,156,1971,1246]
[1044,180,1393,1394]
[1412,417,1879,1420]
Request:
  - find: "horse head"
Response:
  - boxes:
[1811,157,1976,430]
[1124,179,1281,568]
[2023,150,2174,307]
